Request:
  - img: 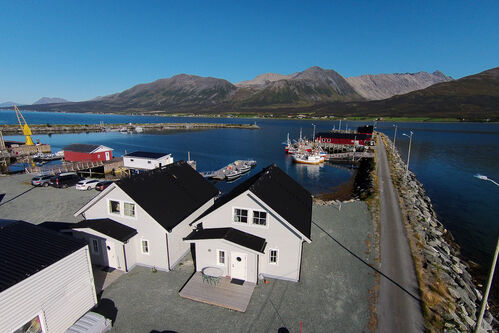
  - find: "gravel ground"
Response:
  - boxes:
[96,201,376,333]
[0,173,97,223]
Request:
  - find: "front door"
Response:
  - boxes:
[106,240,121,270]
[230,251,247,281]
[105,151,110,160]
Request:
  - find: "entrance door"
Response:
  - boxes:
[230,251,247,281]
[106,240,121,270]
[105,151,110,161]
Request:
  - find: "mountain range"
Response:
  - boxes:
[33,97,69,105]
[4,66,498,119]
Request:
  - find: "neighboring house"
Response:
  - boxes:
[73,160,219,272]
[0,220,97,333]
[185,164,312,284]
[63,143,113,162]
[123,151,173,170]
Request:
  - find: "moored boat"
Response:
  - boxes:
[292,153,324,165]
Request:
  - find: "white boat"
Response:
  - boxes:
[225,169,242,180]
[234,160,256,173]
[292,153,324,165]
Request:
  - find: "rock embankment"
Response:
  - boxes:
[0,122,259,135]
[381,134,496,332]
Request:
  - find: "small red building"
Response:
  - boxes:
[63,144,114,162]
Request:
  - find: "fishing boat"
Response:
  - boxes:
[234,159,257,173]
[292,153,324,165]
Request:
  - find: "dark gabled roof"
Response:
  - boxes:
[72,219,138,242]
[124,151,170,159]
[117,160,219,232]
[196,164,312,240]
[0,221,87,293]
[184,227,267,253]
[63,143,102,153]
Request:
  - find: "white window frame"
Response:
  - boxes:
[269,249,279,265]
[90,238,100,255]
[123,201,136,218]
[141,239,150,254]
[252,210,268,227]
[217,249,226,266]
[15,312,47,333]
[108,199,121,215]
[233,207,249,224]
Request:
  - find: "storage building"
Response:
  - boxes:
[63,143,113,162]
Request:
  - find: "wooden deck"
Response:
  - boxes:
[179,272,256,312]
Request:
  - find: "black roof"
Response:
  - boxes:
[72,219,138,242]
[0,221,86,293]
[117,160,219,232]
[196,165,312,239]
[184,227,267,253]
[124,151,170,159]
[63,143,101,153]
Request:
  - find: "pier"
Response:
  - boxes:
[26,157,123,175]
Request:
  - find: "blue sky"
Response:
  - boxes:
[1,0,498,103]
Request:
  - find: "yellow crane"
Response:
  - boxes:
[14,105,34,145]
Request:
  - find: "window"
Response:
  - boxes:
[269,249,278,264]
[233,208,248,223]
[109,200,120,214]
[253,211,267,226]
[90,239,100,255]
[217,250,225,265]
[147,160,152,164]
[124,202,135,217]
[141,239,149,254]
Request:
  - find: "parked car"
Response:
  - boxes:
[66,311,112,333]
[76,179,100,190]
[31,174,53,187]
[49,173,81,189]
[95,180,114,191]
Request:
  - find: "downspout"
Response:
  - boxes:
[123,243,128,272]
[165,232,171,271]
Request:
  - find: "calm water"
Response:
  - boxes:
[2,110,499,281]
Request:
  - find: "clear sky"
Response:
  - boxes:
[1,0,498,104]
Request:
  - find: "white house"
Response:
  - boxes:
[0,220,97,333]
[73,160,219,272]
[123,151,173,170]
[185,164,312,284]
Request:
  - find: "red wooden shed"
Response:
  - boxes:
[63,144,114,162]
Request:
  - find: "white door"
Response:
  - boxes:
[230,251,247,280]
[106,241,121,270]
[105,151,110,161]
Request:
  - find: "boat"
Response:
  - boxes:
[234,160,256,173]
[292,153,324,165]
[225,169,242,180]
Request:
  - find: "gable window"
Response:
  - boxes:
[124,202,135,217]
[233,208,248,223]
[217,250,225,265]
[269,249,278,264]
[253,211,267,226]
[141,239,150,254]
[90,238,100,255]
[109,200,120,214]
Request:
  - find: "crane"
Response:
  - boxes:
[14,105,34,145]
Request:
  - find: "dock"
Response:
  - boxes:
[26,157,123,175]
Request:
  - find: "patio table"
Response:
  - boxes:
[202,267,223,286]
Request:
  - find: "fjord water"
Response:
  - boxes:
[2,110,499,283]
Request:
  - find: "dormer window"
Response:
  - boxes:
[253,211,267,226]
[233,208,248,223]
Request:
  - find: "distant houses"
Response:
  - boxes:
[73,161,219,272]
[0,220,97,333]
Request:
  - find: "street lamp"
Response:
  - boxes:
[473,174,499,333]
[312,124,316,141]
[402,131,413,176]
[393,124,398,149]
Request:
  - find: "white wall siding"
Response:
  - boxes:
[0,247,97,333]
[197,190,305,282]
[123,155,173,170]
[194,240,258,283]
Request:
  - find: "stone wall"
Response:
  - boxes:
[381,133,496,332]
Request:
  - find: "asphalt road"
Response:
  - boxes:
[376,137,425,332]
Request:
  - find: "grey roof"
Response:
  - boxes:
[196,165,313,240]
[63,143,112,153]
[0,221,86,292]
[72,218,138,242]
[184,227,267,253]
[116,160,219,232]
[124,151,170,159]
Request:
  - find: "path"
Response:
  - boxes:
[376,137,424,332]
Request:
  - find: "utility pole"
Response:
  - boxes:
[393,124,398,149]
[402,131,413,177]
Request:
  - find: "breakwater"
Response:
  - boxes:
[381,133,496,332]
[0,122,259,135]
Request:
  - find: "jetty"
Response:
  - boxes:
[25,157,123,175]
[0,122,260,135]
